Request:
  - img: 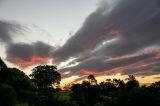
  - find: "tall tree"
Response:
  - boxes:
[88,74,97,85]
[30,65,61,89]
[113,78,125,90]
[126,75,139,91]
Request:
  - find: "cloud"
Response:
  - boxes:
[54,0,160,63]
[6,41,54,68]
[0,20,55,68]
[59,52,158,77]
[0,20,24,44]
[53,0,120,62]
[54,0,160,79]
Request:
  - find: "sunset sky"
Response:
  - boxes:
[0,0,160,86]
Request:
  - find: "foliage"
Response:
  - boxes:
[148,81,160,92]
[30,65,61,89]
[57,91,72,101]
[0,67,32,102]
[31,91,58,106]
[71,81,100,106]
[88,74,97,85]
[107,91,128,106]
[0,83,17,106]
[126,87,158,106]
[99,78,125,96]
[2,68,31,90]
[125,75,139,91]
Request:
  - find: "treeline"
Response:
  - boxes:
[0,58,160,106]
[70,75,160,106]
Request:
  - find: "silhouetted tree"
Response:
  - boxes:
[88,74,97,85]
[148,81,160,93]
[99,78,116,93]
[3,68,31,90]
[113,78,125,90]
[0,67,32,102]
[71,80,100,106]
[126,75,139,91]
[99,78,125,96]
[30,65,61,89]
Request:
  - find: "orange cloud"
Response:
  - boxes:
[155,52,160,59]
[82,66,126,76]
[82,68,121,76]
[109,28,122,35]
[14,56,51,66]
[83,70,102,75]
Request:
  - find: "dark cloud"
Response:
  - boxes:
[6,41,54,68]
[53,0,119,62]
[53,0,160,78]
[0,20,55,67]
[97,0,160,56]
[54,0,160,63]
[120,57,160,76]
[0,20,23,44]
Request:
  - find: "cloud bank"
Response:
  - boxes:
[6,41,54,68]
[0,20,53,67]
[54,0,160,78]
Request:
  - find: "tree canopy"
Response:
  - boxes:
[126,75,139,91]
[30,65,61,89]
[88,74,97,85]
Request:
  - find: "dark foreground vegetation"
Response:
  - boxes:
[0,58,160,106]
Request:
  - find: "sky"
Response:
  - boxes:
[0,0,160,86]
